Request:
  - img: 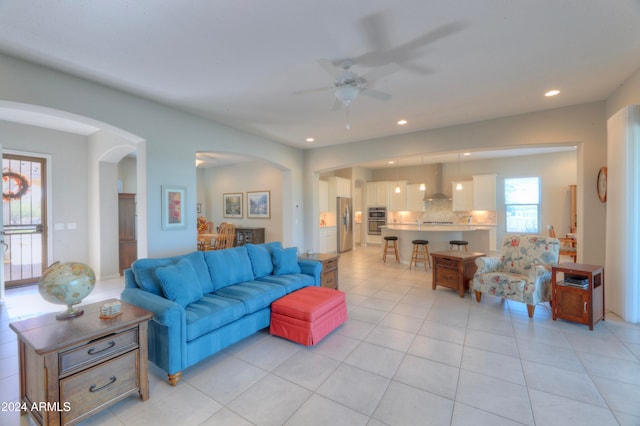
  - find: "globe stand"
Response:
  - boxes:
[56,304,85,321]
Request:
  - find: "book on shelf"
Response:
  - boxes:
[560,273,589,289]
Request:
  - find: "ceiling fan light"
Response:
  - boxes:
[334,86,360,106]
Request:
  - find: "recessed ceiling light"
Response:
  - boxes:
[306,137,314,142]
[397,119,407,125]
[463,152,471,156]
[545,89,560,97]
[388,160,395,164]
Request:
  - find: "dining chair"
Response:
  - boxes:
[547,225,577,262]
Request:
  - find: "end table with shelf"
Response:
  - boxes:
[552,263,605,330]
[9,299,153,425]
[431,250,485,298]
[298,252,340,289]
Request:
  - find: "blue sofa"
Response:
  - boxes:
[121,242,321,385]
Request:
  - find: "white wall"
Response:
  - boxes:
[201,161,284,244]
[117,156,137,194]
[1,121,89,265]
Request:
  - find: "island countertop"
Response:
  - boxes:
[380,225,491,264]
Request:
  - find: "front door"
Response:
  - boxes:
[2,153,47,288]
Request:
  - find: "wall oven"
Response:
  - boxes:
[367,207,387,235]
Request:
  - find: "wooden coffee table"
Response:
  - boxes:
[431,250,485,297]
[10,299,152,425]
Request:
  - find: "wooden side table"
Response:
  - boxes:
[10,299,153,425]
[431,250,485,298]
[552,263,605,330]
[299,253,340,289]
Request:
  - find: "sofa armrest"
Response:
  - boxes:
[475,256,502,274]
[298,258,322,286]
[120,287,187,375]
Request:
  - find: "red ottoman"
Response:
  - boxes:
[270,286,347,346]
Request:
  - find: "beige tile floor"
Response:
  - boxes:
[1,245,640,425]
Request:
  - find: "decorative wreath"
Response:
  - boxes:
[2,171,31,201]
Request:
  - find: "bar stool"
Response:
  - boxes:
[449,240,469,251]
[383,236,400,263]
[409,239,431,270]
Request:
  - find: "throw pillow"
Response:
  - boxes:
[155,259,204,307]
[271,247,302,275]
[246,244,273,278]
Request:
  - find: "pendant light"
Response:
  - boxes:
[455,152,463,191]
[395,160,401,193]
[419,156,426,191]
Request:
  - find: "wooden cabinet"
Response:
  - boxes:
[9,300,152,425]
[431,251,485,298]
[388,181,407,211]
[366,181,389,206]
[235,227,265,246]
[451,181,473,211]
[299,253,339,289]
[406,183,425,212]
[472,174,497,210]
[118,193,137,275]
[552,263,605,330]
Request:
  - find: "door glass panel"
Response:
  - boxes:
[2,155,46,287]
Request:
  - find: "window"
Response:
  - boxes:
[505,177,540,233]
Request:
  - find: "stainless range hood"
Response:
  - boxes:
[424,163,452,201]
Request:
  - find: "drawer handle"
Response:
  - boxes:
[87,340,115,355]
[89,376,117,393]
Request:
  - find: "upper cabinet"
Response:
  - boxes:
[328,176,351,198]
[319,180,329,212]
[406,184,425,212]
[452,181,473,211]
[366,181,389,206]
[472,174,497,210]
[388,181,408,211]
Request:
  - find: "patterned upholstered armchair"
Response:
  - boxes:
[472,235,560,317]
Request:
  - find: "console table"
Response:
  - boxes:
[431,250,485,298]
[10,299,152,425]
[298,252,339,289]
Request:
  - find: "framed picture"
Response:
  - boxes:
[161,185,187,230]
[223,192,243,218]
[247,190,270,219]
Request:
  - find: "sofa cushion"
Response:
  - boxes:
[184,294,246,341]
[257,273,314,293]
[156,259,204,307]
[215,281,286,314]
[181,251,214,294]
[246,244,273,278]
[204,246,254,291]
[272,247,302,275]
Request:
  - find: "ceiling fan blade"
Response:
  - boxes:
[293,86,333,95]
[317,58,338,77]
[361,88,391,102]
[361,62,400,84]
[359,12,392,52]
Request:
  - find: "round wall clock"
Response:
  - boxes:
[597,166,607,203]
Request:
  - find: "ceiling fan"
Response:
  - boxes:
[298,58,400,129]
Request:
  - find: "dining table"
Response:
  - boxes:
[197,233,219,250]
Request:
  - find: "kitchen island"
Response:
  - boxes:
[381,224,491,264]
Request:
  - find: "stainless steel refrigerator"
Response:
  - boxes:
[337,197,353,253]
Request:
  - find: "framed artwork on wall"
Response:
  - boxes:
[161,185,186,230]
[223,192,243,218]
[247,190,270,219]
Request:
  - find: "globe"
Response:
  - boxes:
[38,261,96,320]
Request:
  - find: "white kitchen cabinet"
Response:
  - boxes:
[473,174,497,210]
[366,181,389,206]
[328,176,351,198]
[452,181,473,211]
[319,180,329,212]
[388,180,408,211]
[406,184,425,212]
[320,226,337,253]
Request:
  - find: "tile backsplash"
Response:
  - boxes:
[388,199,496,225]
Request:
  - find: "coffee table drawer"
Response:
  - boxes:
[61,350,139,424]
[59,328,138,375]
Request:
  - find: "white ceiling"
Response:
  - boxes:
[1,1,639,168]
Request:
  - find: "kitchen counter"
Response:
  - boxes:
[381,225,491,264]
